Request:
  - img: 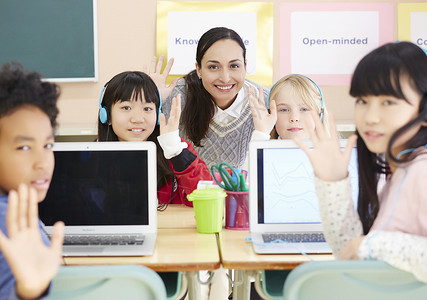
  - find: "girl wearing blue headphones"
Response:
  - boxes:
[249,74,328,141]
[97,71,212,207]
[296,42,427,282]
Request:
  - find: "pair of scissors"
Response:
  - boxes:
[210,162,240,191]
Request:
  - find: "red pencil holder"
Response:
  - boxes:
[225,191,249,230]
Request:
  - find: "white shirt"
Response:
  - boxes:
[213,87,246,124]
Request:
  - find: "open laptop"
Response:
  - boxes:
[249,139,358,254]
[39,141,158,256]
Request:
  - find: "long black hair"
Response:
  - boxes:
[181,27,247,146]
[349,42,427,234]
[97,71,173,188]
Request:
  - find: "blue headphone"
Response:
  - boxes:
[267,74,324,121]
[98,83,108,124]
[156,89,162,126]
[98,82,162,125]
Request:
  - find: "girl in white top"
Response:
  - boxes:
[295,42,427,282]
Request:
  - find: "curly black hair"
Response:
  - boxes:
[0,62,60,128]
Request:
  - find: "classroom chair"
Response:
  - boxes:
[282,260,427,300]
[48,265,167,300]
[254,270,290,300]
[158,272,188,300]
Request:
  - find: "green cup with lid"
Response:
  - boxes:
[187,186,227,233]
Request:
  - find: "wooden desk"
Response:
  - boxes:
[64,228,218,271]
[64,228,220,300]
[218,229,334,300]
[158,204,196,229]
[219,229,333,270]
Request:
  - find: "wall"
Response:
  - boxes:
[55,0,421,138]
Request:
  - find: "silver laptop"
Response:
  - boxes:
[39,142,157,256]
[249,139,358,254]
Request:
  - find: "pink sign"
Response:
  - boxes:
[279,3,394,85]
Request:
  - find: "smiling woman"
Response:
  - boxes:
[195,39,247,110]
[153,27,269,169]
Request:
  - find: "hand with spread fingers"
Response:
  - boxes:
[294,111,358,182]
[0,184,64,300]
[159,94,181,136]
[143,55,179,101]
[249,85,277,135]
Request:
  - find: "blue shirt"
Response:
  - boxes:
[0,194,51,300]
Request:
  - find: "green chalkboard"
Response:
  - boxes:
[0,0,97,81]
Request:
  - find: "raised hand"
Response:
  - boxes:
[0,184,64,299]
[159,94,181,136]
[249,86,277,135]
[294,111,357,182]
[142,55,179,100]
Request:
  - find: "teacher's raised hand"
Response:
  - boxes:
[143,55,179,101]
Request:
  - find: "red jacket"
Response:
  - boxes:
[157,139,212,206]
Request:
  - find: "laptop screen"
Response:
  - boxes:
[39,148,150,226]
[256,145,359,225]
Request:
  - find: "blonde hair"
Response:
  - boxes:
[268,74,329,138]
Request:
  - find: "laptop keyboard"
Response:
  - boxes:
[62,234,145,246]
[262,233,326,243]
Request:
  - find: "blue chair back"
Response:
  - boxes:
[257,270,290,299]
[283,260,427,300]
[48,265,167,300]
[158,272,186,299]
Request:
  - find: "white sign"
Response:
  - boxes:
[290,11,379,75]
[411,12,427,48]
[167,11,257,75]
